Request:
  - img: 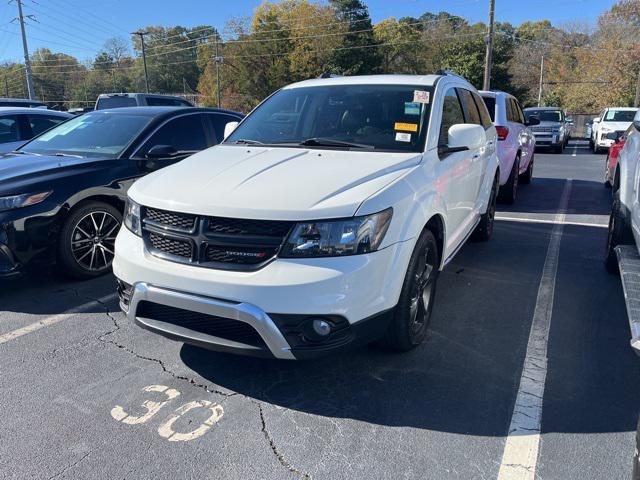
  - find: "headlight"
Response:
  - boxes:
[280,208,393,258]
[124,199,141,236]
[601,126,613,133]
[0,191,51,212]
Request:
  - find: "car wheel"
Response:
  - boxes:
[520,154,534,185]
[605,193,633,274]
[604,157,612,189]
[58,201,122,279]
[382,229,439,351]
[554,144,564,154]
[498,156,519,205]
[473,174,498,241]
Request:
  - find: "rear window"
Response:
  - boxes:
[96,96,137,110]
[482,96,496,121]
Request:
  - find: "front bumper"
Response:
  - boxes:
[114,225,411,359]
[532,132,563,146]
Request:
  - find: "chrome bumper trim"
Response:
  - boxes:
[126,282,295,360]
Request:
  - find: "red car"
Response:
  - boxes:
[605,129,629,189]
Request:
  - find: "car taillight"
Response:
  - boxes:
[495,126,509,141]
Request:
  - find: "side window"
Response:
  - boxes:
[137,114,208,157]
[208,114,240,144]
[439,88,465,145]
[506,99,516,122]
[28,115,66,137]
[472,92,492,129]
[457,88,482,126]
[147,97,182,106]
[0,115,19,143]
[514,101,526,124]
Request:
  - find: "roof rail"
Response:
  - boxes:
[318,72,343,79]
[435,70,466,81]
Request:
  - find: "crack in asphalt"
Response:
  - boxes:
[47,451,92,480]
[84,293,311,478]
[258,403,312,479]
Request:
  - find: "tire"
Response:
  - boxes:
[520,154,534,185]
[57,201,122,279]
[554,144,564,154]
[473,174,498,241]
[381,229,439,352]
[605,193,633,274]
[498,156,520,205]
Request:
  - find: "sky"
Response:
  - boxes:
[0,0,621,63]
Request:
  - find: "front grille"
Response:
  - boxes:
[142,207,294,271]
[149,232,193,259]
[532,126,554,133]
[146,207,196,231]
[137,301,267,348]
[208,217,292,237]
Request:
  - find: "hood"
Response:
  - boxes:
[129,145,421,220]
[0,153,109,195]
[600,121,632,131]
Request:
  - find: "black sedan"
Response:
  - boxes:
[0,106,243,279]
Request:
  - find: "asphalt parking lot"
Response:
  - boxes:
[1,140,638,480]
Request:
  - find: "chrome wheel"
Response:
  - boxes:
[71,211,120,271]
[408,247,436,333]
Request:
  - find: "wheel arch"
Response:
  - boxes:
[424,214,445,268]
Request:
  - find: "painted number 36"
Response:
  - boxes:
[110,385,224,442]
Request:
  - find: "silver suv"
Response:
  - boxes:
[523,107,568,154]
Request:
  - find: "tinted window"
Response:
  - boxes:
[137,114,207,156]
[0,115,19,143]
[472,92,492,129]
[481,96,496,122]
[21,111,152,158]
[457,88,482,126]
[96,96,137,109]
[439,88,465,145]
[226,84,432,153]
[208,113,240,143]
[147,97,180,106]
[524,110,563,122]
[28,115,67,137]
[506,99,517,122]
[514,100,526,124]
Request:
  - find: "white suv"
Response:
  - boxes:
[592,107,638,153]
[113,74,500,360]
[479,90,537,204]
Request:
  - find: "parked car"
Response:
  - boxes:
[591,107,637,153]
[0,97,47,109]
[479,90,538,204]
[565,117,574,139]
[523,107,568,153]
[585,119,593,140]
[0,106,243,278]
[95,93,194,110]
[114,73,500,360]
[604,126,630,190]
[0,107,72,155]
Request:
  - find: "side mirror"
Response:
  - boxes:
[606,132,621,141]
[634,120,640,131]
[439,124,485,156]
[224,121,239,139]
[526,115,540,126]
[146,144,178,159]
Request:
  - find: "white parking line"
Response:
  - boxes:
[0,292,117,345]
[571,145,578,157]
[497,179,572,480]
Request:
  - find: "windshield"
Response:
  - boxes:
[19,111,152,158]
[524,109,563,122]
[226,84,432,152]
[604,109,637,122]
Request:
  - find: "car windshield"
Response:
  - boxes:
[525,110,562,122]
[226,84,432,153]
[604,109,637,122]
[18,111,152,158]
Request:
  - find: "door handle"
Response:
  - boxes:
[472,154,481,161]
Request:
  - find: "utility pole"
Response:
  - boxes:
[213,36,223,108]
[537,55,545,107]
[133,31,150,93]
[482,0,495,91]
[15,0,35,100]
[635,68,640,107]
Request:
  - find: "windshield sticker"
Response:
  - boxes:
[404,102,421,115]
[395,132,411,142]
[395,122,418,132]
[413,90,430,104]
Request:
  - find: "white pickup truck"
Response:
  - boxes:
[113,73,500,360]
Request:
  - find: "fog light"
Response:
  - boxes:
[312,319,331,337]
